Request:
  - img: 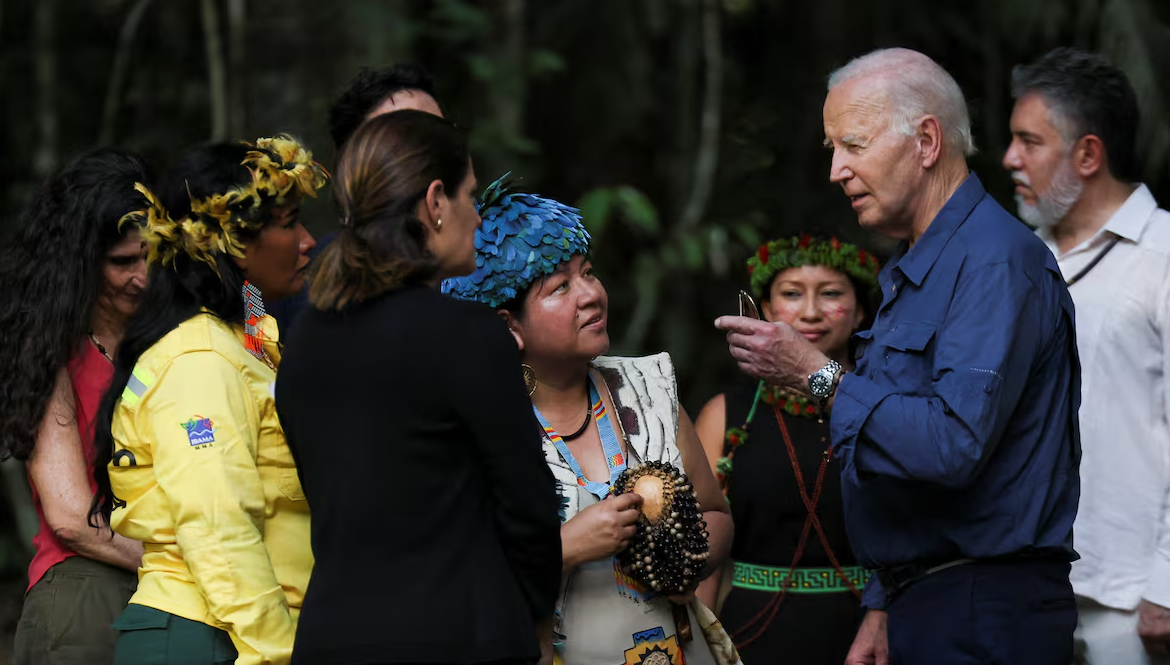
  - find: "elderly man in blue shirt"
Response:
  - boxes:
[717,48,1081,664]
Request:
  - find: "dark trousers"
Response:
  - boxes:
[887,558,1076,665]
[13,555,137,665]
[112,605,237,665]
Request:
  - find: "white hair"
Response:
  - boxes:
[828,48,976,157]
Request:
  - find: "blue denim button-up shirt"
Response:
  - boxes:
[831,174,1082,609]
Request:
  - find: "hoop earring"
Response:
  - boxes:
[521,364,537,397]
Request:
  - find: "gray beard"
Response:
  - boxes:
[1016,163,1085,229]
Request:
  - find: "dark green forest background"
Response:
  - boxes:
[1,0,1169,657]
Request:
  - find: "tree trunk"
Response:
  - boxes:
[99,0,156,145]
[620,0,723,353]
[671,0,698,208]
[498,0,527,146]
[201,0,229,141]
[0,0,5,98]
[33,0,58,178]
[979,1,1003,158]
[227,0,246,138]
[677,0,722,230]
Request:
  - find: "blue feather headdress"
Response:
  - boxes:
[442,173,591,308]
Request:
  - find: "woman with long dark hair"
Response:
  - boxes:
[89,136,326,665]
[275,111,562,665]
[0,149,149,665]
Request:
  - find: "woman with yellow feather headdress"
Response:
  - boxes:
[88,136,327,665]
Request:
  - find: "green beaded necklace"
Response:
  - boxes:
[716,380,824,495]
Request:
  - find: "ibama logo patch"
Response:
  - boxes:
[181,415,217,446]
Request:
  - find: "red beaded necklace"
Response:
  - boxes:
[717,381,820,493]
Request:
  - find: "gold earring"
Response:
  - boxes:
[521,364,537,397]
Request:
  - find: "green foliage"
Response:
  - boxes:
[578,186,661,238]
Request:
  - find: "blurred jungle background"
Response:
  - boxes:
[1,0,1170,657]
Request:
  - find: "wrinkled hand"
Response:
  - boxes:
[714,316,828,392]
[846,610,889,665]
[562,492,643,567]
[1138,600,1170,656]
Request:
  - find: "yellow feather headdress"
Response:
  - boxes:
[119,134,328,272]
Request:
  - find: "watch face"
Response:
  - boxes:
[810,373,831,397]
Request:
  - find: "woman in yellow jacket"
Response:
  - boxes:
[88,137,326,665]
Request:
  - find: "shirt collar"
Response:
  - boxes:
[1101,184,1157,243]
[894,173,986,287]
[1035,183,1156,250]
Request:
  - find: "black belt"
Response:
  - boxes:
[875,548,1069,601]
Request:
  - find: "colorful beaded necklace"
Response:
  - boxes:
[717,380,821,492]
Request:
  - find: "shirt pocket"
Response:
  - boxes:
[877,321,937,394]
[852,329,874,366]
[257,418,306,503]
[259,436,306,503]
[276,447,306,503]
[110,604,170,661]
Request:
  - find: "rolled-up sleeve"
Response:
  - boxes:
[833,263,1043,488]
[147,351,294,665]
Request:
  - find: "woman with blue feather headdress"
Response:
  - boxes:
[444,175,738,665]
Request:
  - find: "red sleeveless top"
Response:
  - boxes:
[26,341,113,592]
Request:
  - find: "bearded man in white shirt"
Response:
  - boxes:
[1004,46,1170,664]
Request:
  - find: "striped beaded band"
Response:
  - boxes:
[731,561,870,594]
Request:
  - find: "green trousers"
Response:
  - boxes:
[112,604,237,665]
[13,555,137,665]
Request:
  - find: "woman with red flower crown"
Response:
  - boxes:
[694,234,881,664]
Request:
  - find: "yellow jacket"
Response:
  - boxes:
[109,312,311,665]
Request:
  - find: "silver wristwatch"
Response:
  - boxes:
[808,359,843,400]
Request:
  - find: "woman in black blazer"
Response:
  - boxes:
[275,111,562,665]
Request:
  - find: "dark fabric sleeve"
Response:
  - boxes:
[861,573,886,610]
[448,305,562,622]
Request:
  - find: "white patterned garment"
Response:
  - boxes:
[544,352,682,524]
[542,353,718,665]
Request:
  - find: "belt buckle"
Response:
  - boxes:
[877,563,927,599]
[878,557,977,600]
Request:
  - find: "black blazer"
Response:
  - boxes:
[276,285,561,665]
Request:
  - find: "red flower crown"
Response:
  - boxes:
[746,233,880,299]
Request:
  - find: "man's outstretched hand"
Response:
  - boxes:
[714,315,828,393]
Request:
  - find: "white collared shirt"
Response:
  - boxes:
[1038,184,1170,610]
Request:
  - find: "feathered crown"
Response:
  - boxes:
[119,135,328,272]
[442,173,591,308]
